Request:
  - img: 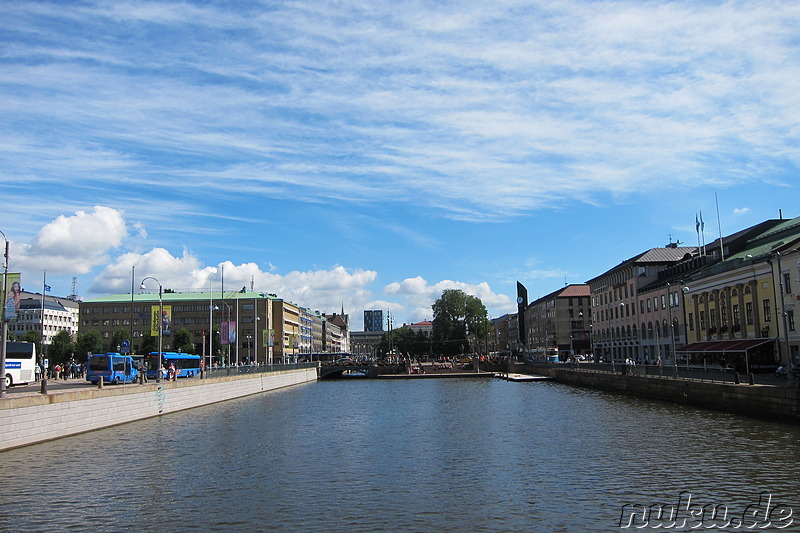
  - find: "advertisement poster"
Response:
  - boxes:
[3,273,21,321]
[150,305,172,336]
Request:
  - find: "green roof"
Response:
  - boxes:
[85,290,279,303]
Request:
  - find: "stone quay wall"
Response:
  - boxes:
[529,364,800,424]
[0,366,318,452]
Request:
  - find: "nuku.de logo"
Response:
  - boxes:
[619,491,794,529]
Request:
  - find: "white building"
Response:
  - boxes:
[9,291,80,347]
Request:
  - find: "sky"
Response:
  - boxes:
[1,0,798,331]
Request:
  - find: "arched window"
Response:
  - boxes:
[647,322,654,339]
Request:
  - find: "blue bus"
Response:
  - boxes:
[144,352,202,380]
[86,353,140,385]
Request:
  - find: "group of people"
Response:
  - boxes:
[39,362,85,380]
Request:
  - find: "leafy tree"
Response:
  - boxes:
[48,330,75,365]
[22,330,41,356]
[109,328,131,353]
[139,333,157,355]
[173,328,194,353]
[75,330,102,361]
[431,289,489,357]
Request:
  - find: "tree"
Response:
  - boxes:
[173,328,194,353]
[139,333,157,356]
[75,330,102,361]
[48,330,75,365]
[22,330,42,357]
[109,328,130,353]
[431,289,489,357]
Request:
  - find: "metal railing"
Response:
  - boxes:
[203,362,316,379]
[527,361,791,386]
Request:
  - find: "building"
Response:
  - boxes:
[8,291,80,349]
[587,247,698,363]
[490,314,514,355]
[364,310,384,332]
[523,284,591,360]
[323,313,349,354]
[80,290,278,364]
[678,216,800,371]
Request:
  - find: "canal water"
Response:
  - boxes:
[0,378,798,532]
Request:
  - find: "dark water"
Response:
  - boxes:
[0,378,798,532]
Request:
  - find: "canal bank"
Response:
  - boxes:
[0,364,317,452]
[524,363,800,424]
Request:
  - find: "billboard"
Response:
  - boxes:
[3,273,21,321]
[150,305,172,336]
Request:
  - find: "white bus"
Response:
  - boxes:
[4,341,37,387]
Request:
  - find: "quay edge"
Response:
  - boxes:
[0,365,317,452]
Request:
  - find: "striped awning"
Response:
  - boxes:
[675,338,775,354]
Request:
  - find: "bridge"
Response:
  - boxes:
[317,364,373,380]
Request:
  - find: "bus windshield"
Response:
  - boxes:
[89,356,110,371]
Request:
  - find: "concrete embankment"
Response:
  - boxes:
[527,365,800,424]
[0,366,317,452]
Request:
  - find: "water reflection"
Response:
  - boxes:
[0,379,798,532]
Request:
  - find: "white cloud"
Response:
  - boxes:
[13,206,127,275]
[733,207,751,216]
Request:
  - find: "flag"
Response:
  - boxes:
[700,211,705,231]
[44,283,51,292]
[695,213,700,234]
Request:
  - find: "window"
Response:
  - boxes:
[688,312,694,332]
[699,310,706,330]
[661,295,666,309]
[733,304,740,326]
[746,302,754,325]
[763,299,772,322]
[647,299,651,312]
[640,300,645,314]
[789,310,795,332]
[784,273,792,294]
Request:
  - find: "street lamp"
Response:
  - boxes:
[139,276,163,382]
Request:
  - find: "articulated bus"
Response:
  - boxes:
[144,352,202,380]
[3,341,37,387]
[86,353,140,385]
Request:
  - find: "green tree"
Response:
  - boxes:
[173,328,194,353]
[109,328,131,353]
[431,289,488,357]
[139,333,157,355]
[22,330,42,357]
[75,330,102,361]
[48,330,75,365]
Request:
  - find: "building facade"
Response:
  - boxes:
[8,291,80,349]
[523,284,591,360]
[364,310,384,332]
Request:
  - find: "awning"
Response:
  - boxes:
[675,338,775,355]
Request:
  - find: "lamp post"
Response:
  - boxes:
[0,230,8,398]
[139,276,163,382]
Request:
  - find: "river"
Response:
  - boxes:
[0,378,798,532]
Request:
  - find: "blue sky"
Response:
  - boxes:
[1,0,798,330]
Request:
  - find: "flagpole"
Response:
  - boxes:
[41,271,46,352]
